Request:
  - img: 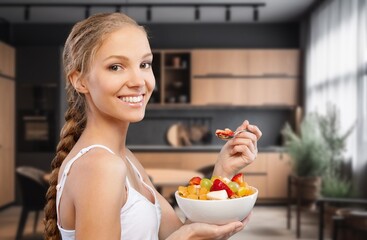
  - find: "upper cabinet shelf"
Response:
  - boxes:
[247,49,300,77]
[151,48,300,107]
[192,49,300,78]
[192,49,249,77]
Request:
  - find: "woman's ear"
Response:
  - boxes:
[69,71,89,94]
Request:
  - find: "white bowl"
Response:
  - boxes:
[175,187,258,225]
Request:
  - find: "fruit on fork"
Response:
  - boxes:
[215,128,247,140]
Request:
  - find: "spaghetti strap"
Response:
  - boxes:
[56,144,115,226]
[125,156,144,181]
[125,156,158,205]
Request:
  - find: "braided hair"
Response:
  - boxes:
[43,13,143,240]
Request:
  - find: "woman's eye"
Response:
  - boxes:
[140,62,152,69]
[109,64,123,71]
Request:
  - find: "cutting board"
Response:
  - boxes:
[166,123,191,147]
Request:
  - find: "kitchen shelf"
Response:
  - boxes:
[152,50,191,105]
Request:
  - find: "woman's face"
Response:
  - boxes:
[85,25,155,124]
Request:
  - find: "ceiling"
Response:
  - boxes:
[0,0,318,24]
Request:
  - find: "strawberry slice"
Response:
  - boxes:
[210,179,234,197]
[189,176,202,185]
[231,173,245,187]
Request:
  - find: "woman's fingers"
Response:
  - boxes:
[248,124,262,140]
[235,120,262,140]
[236,120,250,132]
[189,221,245,240]
[215,221,244,239]
[213,212,253,239]
[242,211,253,225]
[230,146,256,162]
[230,138,256,153]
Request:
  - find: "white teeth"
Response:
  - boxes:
[120,95,143,103]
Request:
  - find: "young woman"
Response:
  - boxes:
[44,12,262,240]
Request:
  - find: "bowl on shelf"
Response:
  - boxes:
[175,186,258,225]
[172,81,183,89]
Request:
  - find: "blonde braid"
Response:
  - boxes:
[44,88,86,240]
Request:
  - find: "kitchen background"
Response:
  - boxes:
[1,0,302,170]
[1,0,367,239]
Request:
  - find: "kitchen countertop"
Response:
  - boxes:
[127,145,285,153]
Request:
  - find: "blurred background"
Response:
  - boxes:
[0,0,366,239]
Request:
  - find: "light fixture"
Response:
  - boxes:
[115,5,121,13]
[225,5,231,22]
[1,2,266,23]
[146,5,152,22]
[195,5,200,21]
[85,6,90,19]
[24,5,30,21]
[253,6,259,22]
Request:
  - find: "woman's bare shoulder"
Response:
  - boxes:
[67,148,128,200]
[72,148,126,178]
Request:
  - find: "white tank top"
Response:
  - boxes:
[56,144,162,240]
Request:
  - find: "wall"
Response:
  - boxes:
[9,23,299,48]
[0,20,10,43]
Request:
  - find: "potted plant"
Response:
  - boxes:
[316,104,355,233]
[281,114,331,202]
[317,104,355,198]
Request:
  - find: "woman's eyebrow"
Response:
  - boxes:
[103,53,153,62]
[142,53,153,59]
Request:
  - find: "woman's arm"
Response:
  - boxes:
[70,151,127,240]
[213,120,262,179]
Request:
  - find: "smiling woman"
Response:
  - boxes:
[43,12,262,240]
[44,13,160,240]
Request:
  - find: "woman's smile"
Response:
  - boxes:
[119,94,145,107]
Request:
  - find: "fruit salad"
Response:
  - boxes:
[178,173,255,200]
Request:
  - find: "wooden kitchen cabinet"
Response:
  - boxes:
[248,49,300,77]
[192,49,299,78]
[191,78,249,105]
[191,49,249,76]
[256,78,298,106]
[191,49,299,106]
[0,76,15,207]
[240,152,291,200]
[240,152,268,198]
[192,78,298,106]
[266,152,292,199]
[0,41,16,78]
[0,41,15,208]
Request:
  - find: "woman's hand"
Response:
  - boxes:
[166,213,252,240]
[213,120,262,179]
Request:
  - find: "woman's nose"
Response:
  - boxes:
[126,68,145,88]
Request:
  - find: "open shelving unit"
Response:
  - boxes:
[151,50,191,105]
